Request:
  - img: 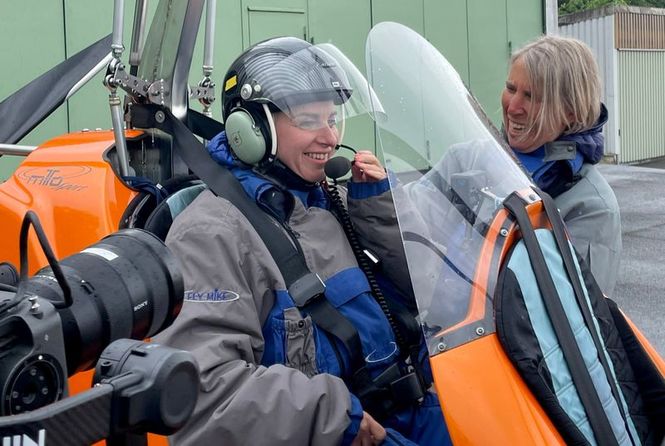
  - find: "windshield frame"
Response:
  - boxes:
[137,0,204,120]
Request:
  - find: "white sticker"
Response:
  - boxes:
[82,247,118,261]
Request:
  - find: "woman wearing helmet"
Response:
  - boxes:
[155,37,451,446]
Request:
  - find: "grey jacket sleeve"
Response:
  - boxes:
[154,194,354,446]
[556,164,622,298]
[347,185,419,300]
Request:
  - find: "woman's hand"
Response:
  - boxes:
[351,411,386,446]
[351,150,387,183]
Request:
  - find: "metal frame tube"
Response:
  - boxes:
[66,53,114,101]
[112,0,125,57]
[203,0,217,75]
[0,144,37,156]
[171,0,205,120]
[109,94,130,177]
[129,0,149,68]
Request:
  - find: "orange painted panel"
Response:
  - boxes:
[0,130,139,273]
[624,313,665,377]
[431,334,565,445]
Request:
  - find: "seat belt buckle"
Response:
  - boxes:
[289,272,326,307]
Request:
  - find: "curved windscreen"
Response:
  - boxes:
[366,22,533,354]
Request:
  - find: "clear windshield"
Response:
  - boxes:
[366,22,533,354]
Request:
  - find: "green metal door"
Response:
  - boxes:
[241,0,308,47]
[424,0,469,86]
[371,0,424,35]
[507,0,544,55]
[467,0,508,126]
[308,0,374,153]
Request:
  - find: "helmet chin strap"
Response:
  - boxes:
[263,103,278,162]
[338,104,346,144]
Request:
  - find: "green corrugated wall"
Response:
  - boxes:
[0,0,544,180]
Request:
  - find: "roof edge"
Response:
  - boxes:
[559,5,665,26]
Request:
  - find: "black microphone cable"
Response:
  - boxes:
[324,144,409,355]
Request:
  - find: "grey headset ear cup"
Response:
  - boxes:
[225,109,267,165]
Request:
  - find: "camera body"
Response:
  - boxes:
[0,291,68,415]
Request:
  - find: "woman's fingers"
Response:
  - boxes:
[351,151,387,182]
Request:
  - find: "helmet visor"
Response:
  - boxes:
[241,43,384,130]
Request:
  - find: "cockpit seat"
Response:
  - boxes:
[143,183,207,241]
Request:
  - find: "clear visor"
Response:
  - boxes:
[250,43,385,130]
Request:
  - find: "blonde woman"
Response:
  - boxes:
[502,35,621,297]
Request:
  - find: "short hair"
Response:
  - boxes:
[510,35,601,142]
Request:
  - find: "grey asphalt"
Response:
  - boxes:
[598,163,665,356]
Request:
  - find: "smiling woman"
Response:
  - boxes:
[153,35,452,446]
[501,35,621,298]
[502,57,569,153]
[273,101,339,183]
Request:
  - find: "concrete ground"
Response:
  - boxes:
[598,163,665,356]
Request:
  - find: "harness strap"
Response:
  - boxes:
[185,108,225,140]
[503,192,619,446]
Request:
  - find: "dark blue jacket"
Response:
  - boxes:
[514,104,608,198]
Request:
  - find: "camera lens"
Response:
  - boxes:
[21,229,184,374]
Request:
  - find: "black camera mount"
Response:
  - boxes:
[0,338,198,446]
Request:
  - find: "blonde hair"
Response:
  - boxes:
[510,35,601,144]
